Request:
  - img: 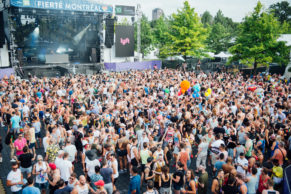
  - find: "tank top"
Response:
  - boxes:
[140,149,150,164]
[174,132,179,144]
[154,162,164,182]
[236,145,244,159]
[165,129,174,142]
[130,145,137,160]
[271,142,278,157]
[246,176,257,194]
[161,175,171,188]
[35,162,48,184]
[76,184,89,194]
[67,179,78,189]
[258,140,265,153]
[144,166,153,183]
[185,179,193,191]
[180,151,188,170]
[108,159,119,179]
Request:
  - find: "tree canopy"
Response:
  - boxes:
[159,1,209,59]
[229,1,290,70]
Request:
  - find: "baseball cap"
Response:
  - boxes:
[94,180,105,187]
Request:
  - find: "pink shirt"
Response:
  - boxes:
[14,138,27,156]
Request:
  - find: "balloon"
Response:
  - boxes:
[205,92,210,97]
[180,80,190,90]
[193,84,200,92]
[207,88,212,94]
[248,85,257,92]
[196,93,200,98]
[178,91,182,96]
[164,88,170,94]
[192,93,196,98]
[144,87,149,94]
[187,88,191,93]
[69,90,73,95]
[181,89,186,94]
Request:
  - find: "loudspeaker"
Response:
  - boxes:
[0,11,5,48]
[105,18,115,48]
[91,48,97,63]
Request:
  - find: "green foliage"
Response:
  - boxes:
[159,1,209,59]
[269,1,291,33]
[201,11,213,27]
[229,1,290,70]
[134,14,154,58]
[152,16,170,51]
[206,10,238,54]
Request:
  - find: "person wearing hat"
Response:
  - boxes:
[32,155,49,194]
[85,149,100,177]
[197,165,208,194]
[94,180,107,194]
[48,163,61,194]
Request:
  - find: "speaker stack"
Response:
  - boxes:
[0,11,5,48]
[105,17,115,48]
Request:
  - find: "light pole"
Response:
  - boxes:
[136,4,141,61]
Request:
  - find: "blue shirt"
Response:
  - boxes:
[128,175,141,194]
[214,160,225,176]
[22,186,41,194]
[11,115,21,129]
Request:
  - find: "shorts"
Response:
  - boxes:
[29,143,35,149]
[173,184,182,191]
[131,158,138,166]
[20,166,32,174]
[117,149,127,157]
[35,182,48,190]
[35,132,41,139]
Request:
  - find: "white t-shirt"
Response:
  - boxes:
[85,158,100,177]
[55,157,64,170]
[236,157,248,176]
[7,169,22,192]
[108,159,119,179]
[64,145,77,162]
[59,160,73,182]
[198,142,209,156]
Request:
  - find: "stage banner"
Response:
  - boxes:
[10,0,113,13]
[115,25,134,57]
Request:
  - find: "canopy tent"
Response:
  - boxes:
[165,55,185,61]
[214,52,232,58]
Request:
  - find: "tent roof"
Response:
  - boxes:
[278,34,291,46]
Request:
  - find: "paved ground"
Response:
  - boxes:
[0,125,213,194]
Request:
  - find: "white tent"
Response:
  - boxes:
[166,55,185,61]
[214,52,232,58]
[277,34,291,46]
[205,52,215,58]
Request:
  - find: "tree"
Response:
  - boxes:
[229,1,290,71]
[135,14,154,58]
[269,1,291,24]
[207,23,231,54]
[159,1,209,59]
[207,10,238,54]
[152,16,170,50]
[201,11,213,27]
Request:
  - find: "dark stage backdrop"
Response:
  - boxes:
[115,25,134,57]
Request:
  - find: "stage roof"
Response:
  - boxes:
[10,0,113,13]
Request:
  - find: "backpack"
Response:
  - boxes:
[44,114,51,125]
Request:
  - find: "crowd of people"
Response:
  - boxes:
[0,69,290,194]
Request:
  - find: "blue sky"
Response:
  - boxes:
[101,0,284,22]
